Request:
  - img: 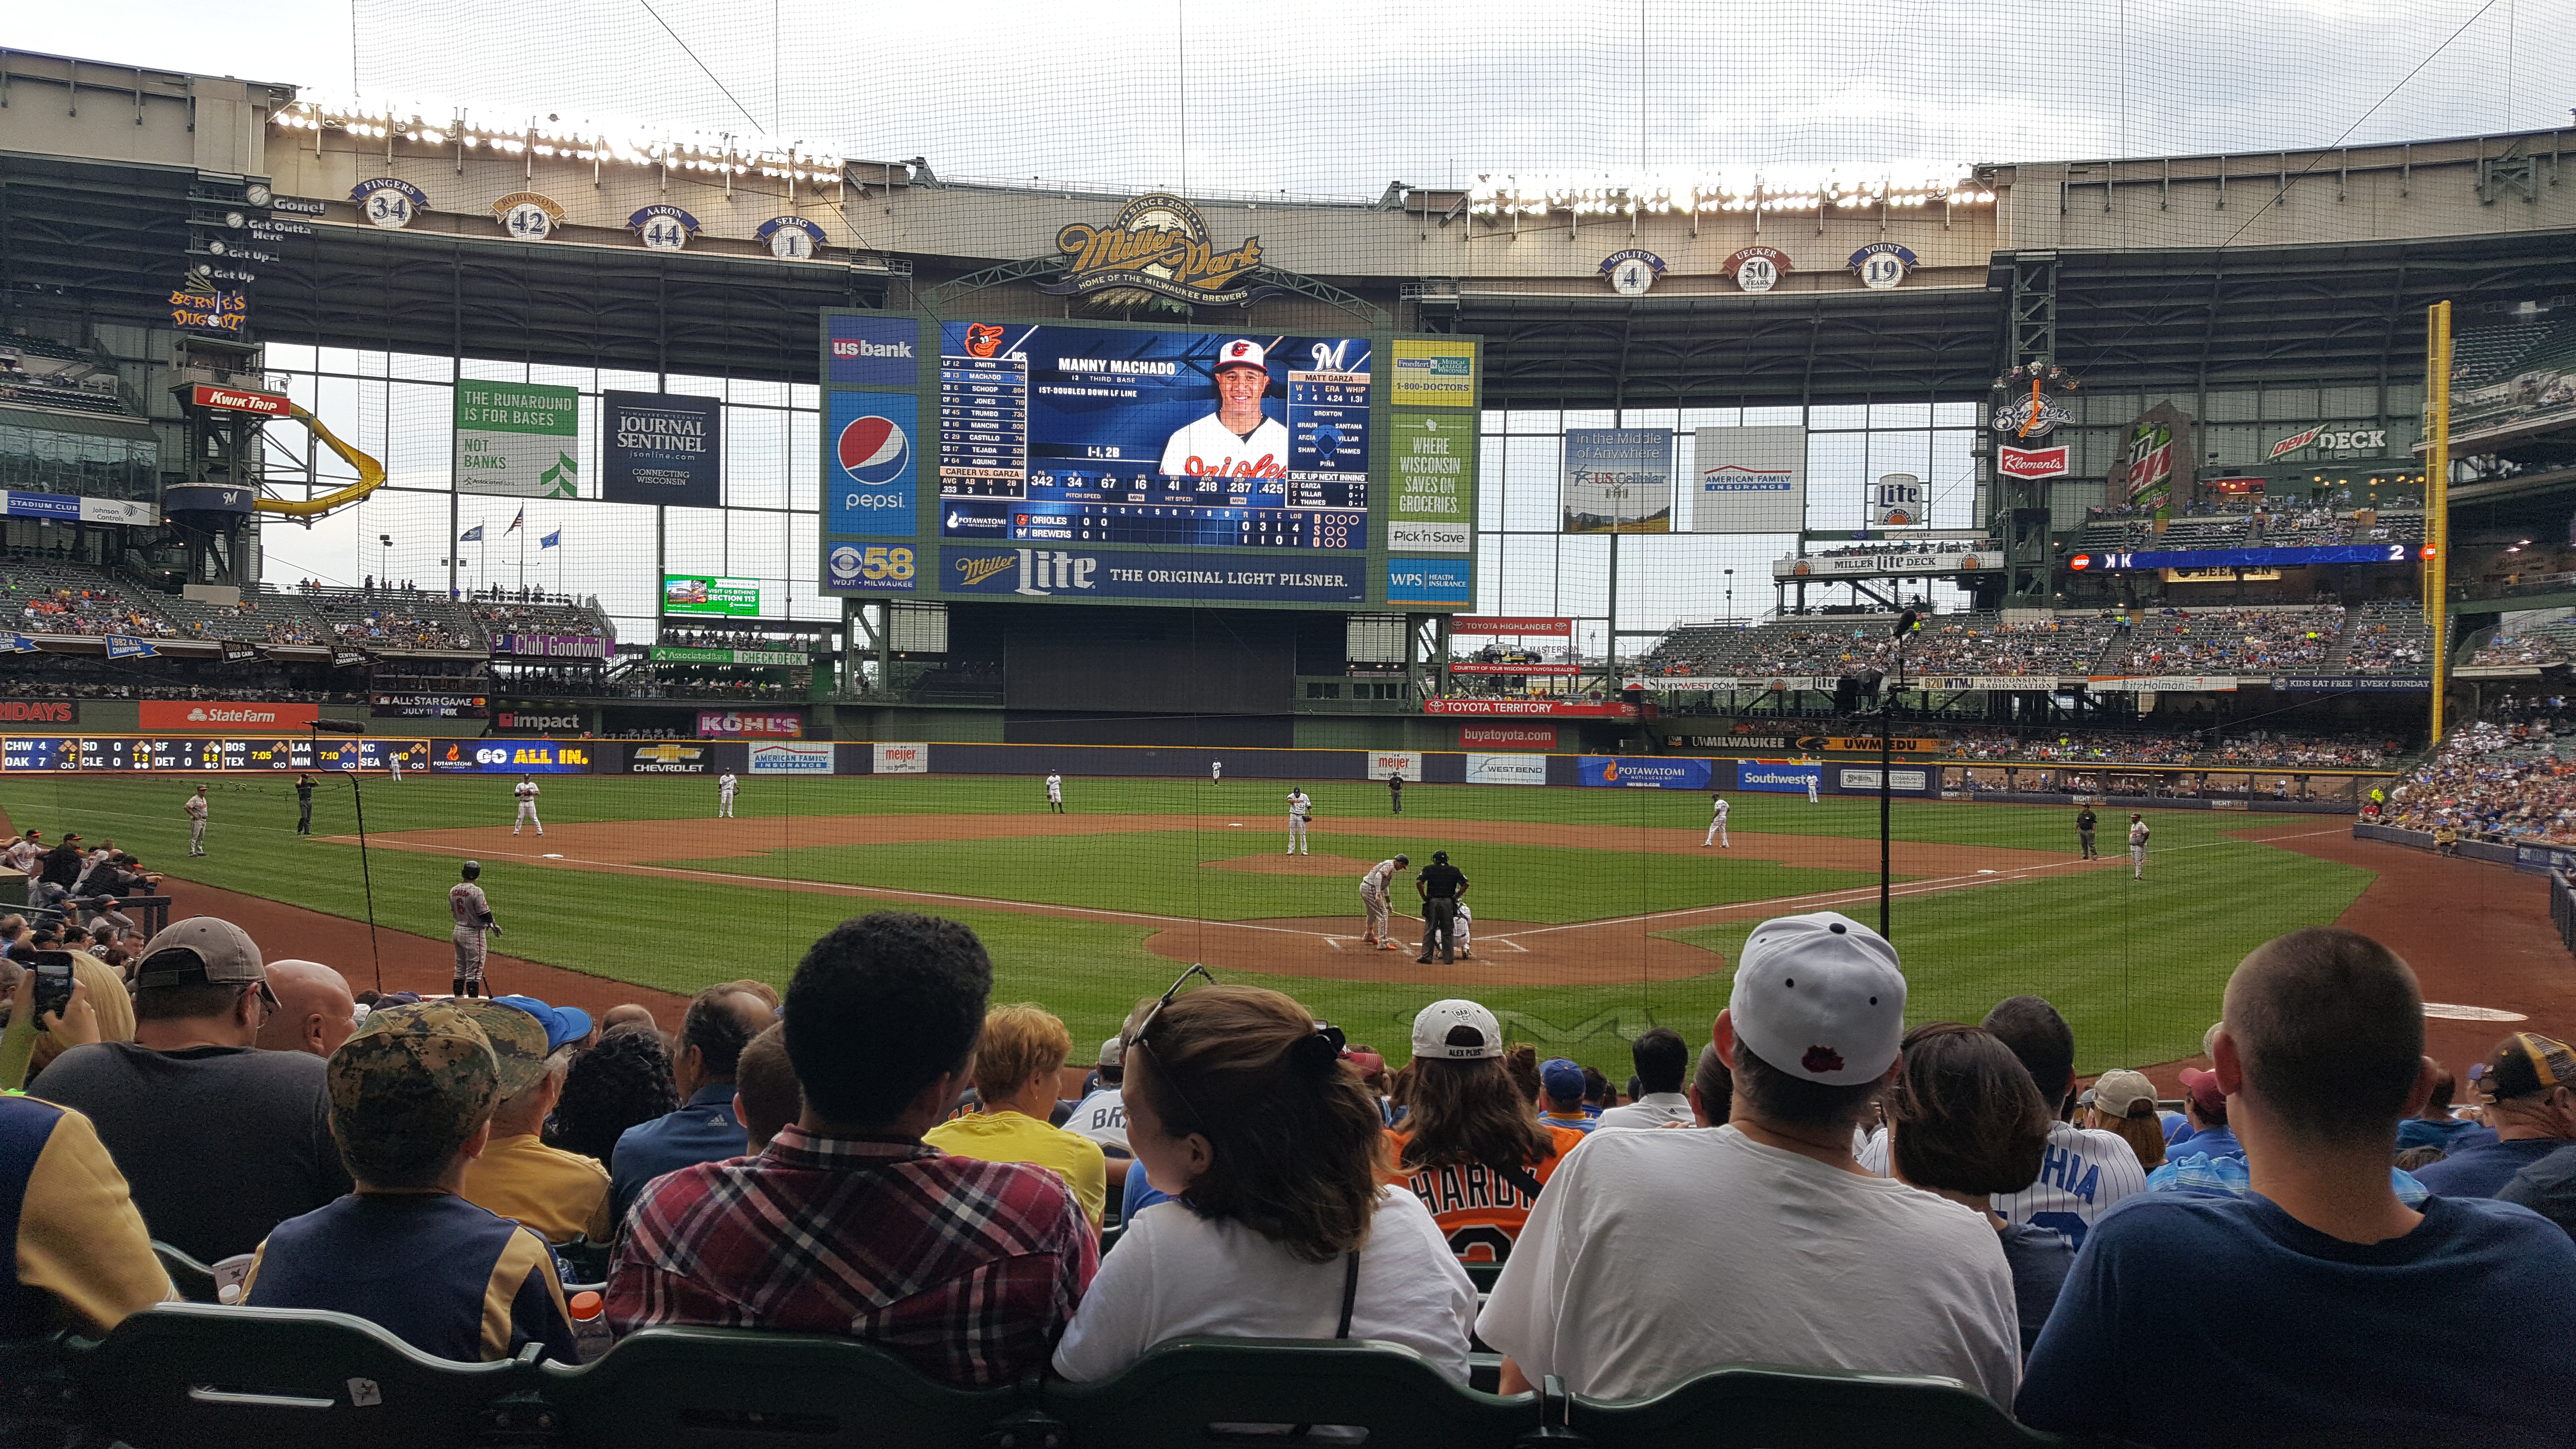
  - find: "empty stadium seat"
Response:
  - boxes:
[153,1241,224,1304]
[1565,1363,2097,1449]
[538,1325,1030,1449]
[78,1303,543,1449]
[1043,1336,1538,1449]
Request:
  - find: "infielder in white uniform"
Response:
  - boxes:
[514,776,543,836]
[1358,854,1410,949]
[1286,788,1312,855]
[388,749,403,783]
[1046,772,1065,813]
[1210,759,1223,786]
[2128,813,2150,879]
[1704,793,1731,848]
[1806,769,1819,805]
[717,771,738,818]
[184,786,209,855]
[1159,339,1290,480]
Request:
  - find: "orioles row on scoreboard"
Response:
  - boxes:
[0,738,430,772]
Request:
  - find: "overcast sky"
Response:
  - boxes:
[15,0,2569,197]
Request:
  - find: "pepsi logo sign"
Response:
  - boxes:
[837,416,911,485]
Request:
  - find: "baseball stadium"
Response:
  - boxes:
[0,2,2572,1442]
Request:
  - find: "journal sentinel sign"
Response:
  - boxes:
[1578,757,1714,789]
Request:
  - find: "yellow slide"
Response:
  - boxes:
[253,402,386,518]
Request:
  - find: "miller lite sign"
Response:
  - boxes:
[1997,443,2070,480]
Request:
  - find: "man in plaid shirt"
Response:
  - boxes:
[607,912,1095,1385]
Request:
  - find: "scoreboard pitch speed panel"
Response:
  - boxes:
[816,311,1480,611]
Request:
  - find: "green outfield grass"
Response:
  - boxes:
[0,771,2371,1076]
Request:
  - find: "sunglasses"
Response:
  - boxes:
[1128,962,1216,1130]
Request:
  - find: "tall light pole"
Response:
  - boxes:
[1724,567,1735,620]
[1881,608,1921,937]
[378,533,392,589]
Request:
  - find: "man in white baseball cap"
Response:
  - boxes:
[1158,339,1290,481]
[1478,911,2021,1405]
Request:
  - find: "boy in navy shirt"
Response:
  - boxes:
[2019,928,2576,1447]
[245,1001,577,1364]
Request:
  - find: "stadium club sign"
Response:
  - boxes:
[490,634,609,659]
[1041,193,1283,307]
[697,710,803,739]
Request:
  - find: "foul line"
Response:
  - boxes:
[335,823,2354,950]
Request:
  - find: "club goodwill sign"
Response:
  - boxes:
[603,391,722,508]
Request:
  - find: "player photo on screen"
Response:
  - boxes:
[934,323,1370,553]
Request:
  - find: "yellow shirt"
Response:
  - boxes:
[457,1133,614,1244]
[3,1096,173,1334]
[924,1109,1108,1226]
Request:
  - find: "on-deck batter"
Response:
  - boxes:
[449,859,501,998]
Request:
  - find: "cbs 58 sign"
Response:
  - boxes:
[828,542,918,592]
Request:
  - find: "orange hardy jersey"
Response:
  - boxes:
[1386,1124,1590,1263]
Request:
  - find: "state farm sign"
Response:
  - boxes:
[1998,443,2069,480]
[139,700,321,730]
[189,384,293,417]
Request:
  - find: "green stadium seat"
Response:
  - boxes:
[152,1240,224,1304]
[538,1326,1032,1448]
[1461,1260,1503,1292]
[78,1303,545,1449]
[1042,1337,1537,1449]
[1565,1363,2100,1449]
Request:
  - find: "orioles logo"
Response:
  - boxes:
[964,323,1004,359]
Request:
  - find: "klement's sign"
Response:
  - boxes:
[189,384,293,416]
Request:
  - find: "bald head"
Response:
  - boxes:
[675,987,777,1097]
[2222,928,2423,1148]
[601,1003,659,1036]
[257,959,358,1057]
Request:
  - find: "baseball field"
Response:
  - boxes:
[0,768,2410,1077]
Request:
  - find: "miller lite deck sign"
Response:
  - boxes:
[1997,443,2070,479]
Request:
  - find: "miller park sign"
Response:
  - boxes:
[1039,193,1285,308]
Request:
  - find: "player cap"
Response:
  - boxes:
[2176,1066,2227,1116]
[2475,1032,2576,1103]
[1412,999,1504,1061]
[2088,1068,2159,1120]
[1214,339,1267,373]
[492,994,595,1054]
[1098,1034,1125,1068]
[328,1001,500,1151]
[132,917,274,1006]
[1727,911,1905,1086]
[1539,1057,1586,1101]
[449,999,557,1096]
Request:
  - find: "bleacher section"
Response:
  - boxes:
[148,582,332,645]
[299,586,484,650]
[2470,618,2576,667]
[2448,316,2576,434]
[0,559,182,637]
[2075,509,2424,553]
[474,593,617,642]
[2346,601,2433,675]
[1634,612,2114,681]
[0,331,132,418]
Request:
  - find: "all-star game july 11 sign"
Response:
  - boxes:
[456,381,580,498]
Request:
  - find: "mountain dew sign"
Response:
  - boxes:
[457,381,580,498]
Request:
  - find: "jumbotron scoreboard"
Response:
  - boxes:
[817,311,1480,611]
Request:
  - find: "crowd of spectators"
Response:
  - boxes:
[6,584,180,640]
[7,901,2575,1445]
[2379,718,2576,845]
[1637,612,2112,681]
[2094,605,2345,676]
[2468,625,2573,668]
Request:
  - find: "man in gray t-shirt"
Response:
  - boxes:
[31,918,351,1264]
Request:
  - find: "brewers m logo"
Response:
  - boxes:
[1040,193,1282,308]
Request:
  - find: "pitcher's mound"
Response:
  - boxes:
[1203,853,1375,876]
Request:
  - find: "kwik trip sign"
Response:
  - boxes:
[1040,193,1282,307]
[190,385,293,417]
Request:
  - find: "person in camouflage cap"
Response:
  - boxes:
[324,1000,501,1189]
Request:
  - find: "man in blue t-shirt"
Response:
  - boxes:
[244,1001,577,1364]
[2019,929,2576,1447]
[2408,1033,2575,1199]
[611,986,773,1221]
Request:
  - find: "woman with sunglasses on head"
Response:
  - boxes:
[1051,982,1475,1382]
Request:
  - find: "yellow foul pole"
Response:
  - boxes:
[2425,301,2452,746]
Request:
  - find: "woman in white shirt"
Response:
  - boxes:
[1051,983,1476,1382]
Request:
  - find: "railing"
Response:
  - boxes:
[2553,870,2576,958]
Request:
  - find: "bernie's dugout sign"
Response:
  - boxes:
[1578,756,1714,789]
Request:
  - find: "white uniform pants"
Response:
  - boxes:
[1705,818,1729,846]
[1807,781,1819,803]
[1453,906,1472,955]
[389,757,402,782]
[1288,816,1308,853]
[2130,844,2146,877]
[189,819,206,854]
[719,790,735,819]
[1361,886,1390,941]
[516,802,543,834]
